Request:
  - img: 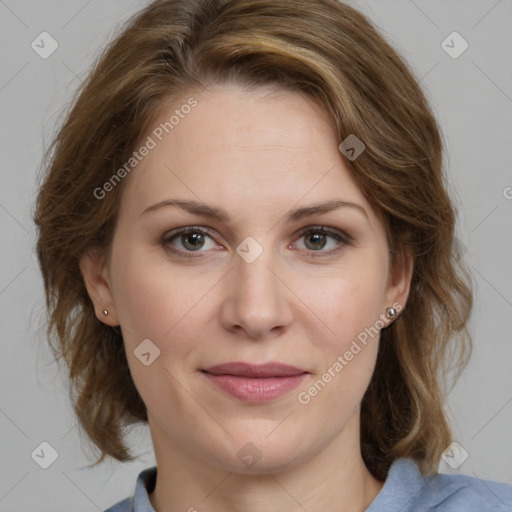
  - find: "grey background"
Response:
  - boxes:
[0,0,511,510]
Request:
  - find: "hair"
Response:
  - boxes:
[34,0,473,480]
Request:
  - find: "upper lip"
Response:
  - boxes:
[202,362,308,378]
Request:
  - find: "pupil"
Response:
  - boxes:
[183,232,204,250]
[307,233,326,250]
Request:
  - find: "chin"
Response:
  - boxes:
[205,431,309,474]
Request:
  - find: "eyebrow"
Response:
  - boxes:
[140,198,369,223]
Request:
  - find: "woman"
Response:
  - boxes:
[33,0,512,511]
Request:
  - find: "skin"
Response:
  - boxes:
[80,83,413,512]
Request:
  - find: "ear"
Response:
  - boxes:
[79,247,119,326]
[384,243,414,317]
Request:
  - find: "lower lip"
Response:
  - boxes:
[202,372,308,402]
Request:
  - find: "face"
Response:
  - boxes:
[81,83,411,473]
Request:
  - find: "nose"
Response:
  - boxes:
[219,244,294,340]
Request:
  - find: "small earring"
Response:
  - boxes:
[385,307,397,320]
[103,310,109,317]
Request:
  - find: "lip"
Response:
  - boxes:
[201,362,309,402]
[202,361,307,377]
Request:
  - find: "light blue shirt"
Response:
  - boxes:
[103,457,512,511]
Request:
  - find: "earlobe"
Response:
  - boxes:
[79,247,119,325]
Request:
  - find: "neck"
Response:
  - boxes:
[147,413,384,512]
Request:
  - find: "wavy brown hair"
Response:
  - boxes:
[33,0,473,480]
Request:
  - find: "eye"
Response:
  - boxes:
[161,225,349,259]
[291,226,349,258]
[161,226,220,257]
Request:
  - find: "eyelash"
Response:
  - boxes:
[160,225,350,259]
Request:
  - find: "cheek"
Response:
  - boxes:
[296,273,384,418]
[109,243,186,346]
[299,256,387,404]
[110,241,222,355]
[312,259,388,347]
[109,247,206,405]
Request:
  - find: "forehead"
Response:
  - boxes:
[119,83,375,225]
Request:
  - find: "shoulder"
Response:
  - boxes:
[419,469,512,511]
[102,466,157,512]
[103,497,133,512]
[367,458,512,512]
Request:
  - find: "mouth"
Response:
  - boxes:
[200,362,309,402]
